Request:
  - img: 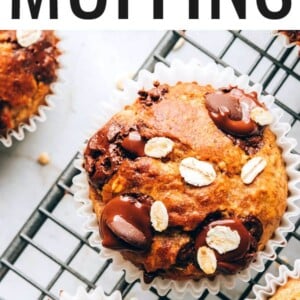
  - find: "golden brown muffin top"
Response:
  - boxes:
[84,82,288,281]
[0,30,60,132]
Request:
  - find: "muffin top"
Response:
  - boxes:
[84,81,288,281]
[0,30,60,134]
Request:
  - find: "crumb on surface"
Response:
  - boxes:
[37,152,50,165]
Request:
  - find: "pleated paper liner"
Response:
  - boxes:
[249,259,300,299]
[59,286,122,300]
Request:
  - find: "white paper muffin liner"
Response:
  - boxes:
[0,30,68,147]
[59,286,122,300]
[249,259,300,299]
[73,60,300,298]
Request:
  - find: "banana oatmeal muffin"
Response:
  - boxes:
[0,30,60,136]
[83,81,288,282]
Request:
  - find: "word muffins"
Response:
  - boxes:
[76,62,299,296]
[0,30,60,145]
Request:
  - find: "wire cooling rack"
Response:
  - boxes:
[0,30,299,300]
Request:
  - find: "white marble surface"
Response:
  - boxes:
[0,30,299,300]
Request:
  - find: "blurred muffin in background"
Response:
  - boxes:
[0,30,60,138]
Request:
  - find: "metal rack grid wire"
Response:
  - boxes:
[0,30,299,300]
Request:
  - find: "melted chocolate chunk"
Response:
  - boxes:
[100,194,153,252]
[196,219,251,260]
[227,132,264,155]
[242,215,263,242]
[106,123,122,142]
[138,81,169,106]
[195,217,260,274]
[143,271,158,284]
[84,124,146,189]
[201,210,224,226]
[205,87,266,154]
[84,129,124,189]
[121,131,145,157]
[176,242,195,267]
[0,100,5,110]
[217,255,254,274]
[205,88,263,137]
[206,93,243,121]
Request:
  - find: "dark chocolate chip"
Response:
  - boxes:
[194,216,259,275]
[100,194,153,252]
[149,90,161,101]
[153,80,160,87]
[143,271,157,284]
[107,215,148,250]
[107,123,122,142]
[84,125,147,189]
[121,131,145,157]
[176,242,195,266]
[206,93,243,121]
[195,218,251,261]
[138,82,169,106]
[205,87,266,153]
[242,215,263,242]
[138,90,148,100]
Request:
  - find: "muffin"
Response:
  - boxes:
[83,77,288,282]
[74,61,299,296]
[0,30,60,138]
